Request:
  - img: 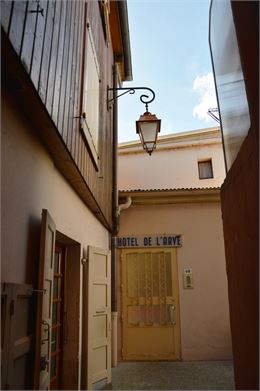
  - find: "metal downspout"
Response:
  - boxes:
[111,62,119,367]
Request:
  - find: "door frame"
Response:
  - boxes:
[55,232,81,390]
[34,211,81,390]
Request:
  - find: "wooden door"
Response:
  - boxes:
[34,209,56,390]
[121,248,181,360]
[83,246,111,390]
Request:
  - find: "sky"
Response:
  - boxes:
[118,0,218,142]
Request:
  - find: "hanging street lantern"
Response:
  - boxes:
[136,110,161,155]
[107,86,161,155]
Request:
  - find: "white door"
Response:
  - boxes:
[84,246,111,390]
[34,209,55,390]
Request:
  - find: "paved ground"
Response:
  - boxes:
[96,361,235,390]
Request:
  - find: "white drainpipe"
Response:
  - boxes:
[112,195,132,367]
[117,195,132,216]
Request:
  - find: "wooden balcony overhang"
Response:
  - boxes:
[2,32,111,231]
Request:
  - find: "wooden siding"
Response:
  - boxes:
[1,0,114,228]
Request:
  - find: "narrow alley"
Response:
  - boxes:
[97,361,235,390]
[1,0,258,390]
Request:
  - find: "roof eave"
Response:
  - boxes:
[119,187,221,205]
[118,1,133,81]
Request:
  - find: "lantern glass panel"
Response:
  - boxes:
[139,122,157,142]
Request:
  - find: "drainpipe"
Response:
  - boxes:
[111,61,119,368]
[111,195,131,367]
[111,61,133,367]
[118,195,132,214]
[116,196,132,232]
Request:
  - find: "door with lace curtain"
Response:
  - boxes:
[121,248,181,360]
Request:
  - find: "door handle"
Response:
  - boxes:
[40,355,49,371]
[31,288,47,294]
[41,320,50,343]
[96,309,106,314]
[169,305,176,325]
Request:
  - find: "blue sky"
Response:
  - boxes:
[118,0,218,142]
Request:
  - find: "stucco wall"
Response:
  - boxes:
[1,91,109,285]
[118,137,226,191]
[117,202,232,361]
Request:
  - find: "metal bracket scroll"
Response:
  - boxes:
[107,86,156,111]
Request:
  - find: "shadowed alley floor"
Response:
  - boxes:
[96,361,235,390]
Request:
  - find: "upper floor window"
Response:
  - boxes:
[198,159,213,179]
[81,21,100,167]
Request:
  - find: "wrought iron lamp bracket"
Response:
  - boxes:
[107,86,155,111]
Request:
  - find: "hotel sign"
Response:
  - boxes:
[116,235,182,248]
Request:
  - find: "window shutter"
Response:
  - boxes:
[81,22,100,164]
[81,246,111,390]
[1,282,34,390]
[34,209,56,390]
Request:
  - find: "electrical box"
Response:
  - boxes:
[183,268,194,289]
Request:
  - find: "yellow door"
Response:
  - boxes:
[122,248,181,360]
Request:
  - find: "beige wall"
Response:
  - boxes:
[118,129,226,190]
[2,92,111,388]
[117,202,232,361]
[1,93,109,285]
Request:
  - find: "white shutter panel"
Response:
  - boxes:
[34,209,56,390]
[82,246,111,390]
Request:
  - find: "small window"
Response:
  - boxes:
[198,160,213,179]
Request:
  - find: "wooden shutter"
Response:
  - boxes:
[82,246,111,390]
[34,209,56,390]
[81,21,100,164]
[1,282,34,390]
